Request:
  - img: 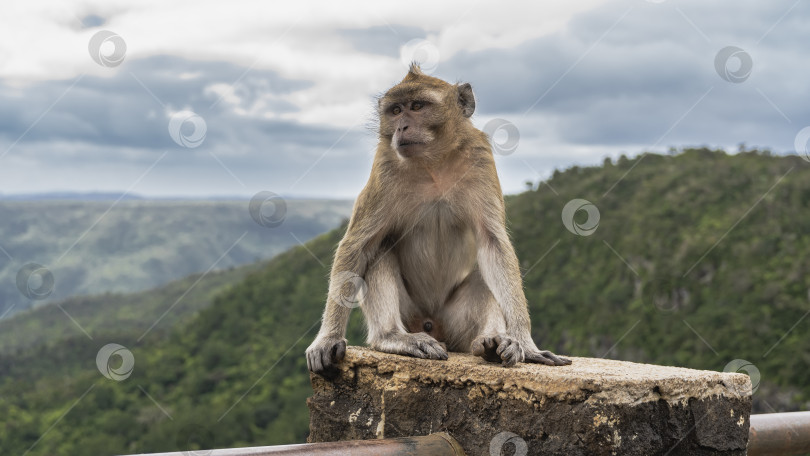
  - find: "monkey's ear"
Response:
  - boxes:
[457,83,475,118]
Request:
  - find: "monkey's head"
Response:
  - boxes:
[378,63,476,159]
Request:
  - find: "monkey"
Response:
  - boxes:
[306,64,570,374]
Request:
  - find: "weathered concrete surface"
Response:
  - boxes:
[308,347,752,456]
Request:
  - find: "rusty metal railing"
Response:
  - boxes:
[122,412,810,456]
[122,432,465,456]
[748,412,810,456]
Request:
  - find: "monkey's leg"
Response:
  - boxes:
[475,220,572,366]
[363,252,448,360]
[439,269,521,365]
[437,271,503,352]
[442,269,570,366]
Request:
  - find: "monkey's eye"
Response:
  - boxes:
[391,105,402,115]
[411,101,423,111]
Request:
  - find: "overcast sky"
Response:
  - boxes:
[0,0,808,198]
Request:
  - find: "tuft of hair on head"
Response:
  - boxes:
[403,62,424,81]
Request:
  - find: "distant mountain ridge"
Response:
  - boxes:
[0,192,146,201]
[0,192,350,201]
[0,198,353,318]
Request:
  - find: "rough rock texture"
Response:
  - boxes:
[308,347,752,456]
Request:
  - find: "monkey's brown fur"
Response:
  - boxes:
[306,64,570,373]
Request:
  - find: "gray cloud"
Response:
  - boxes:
[339,25,427,57]
[0,56,316,150]
[441,0,810,151]
[1,0,808,198]
[80,14,105,28]
[0,55,372,197]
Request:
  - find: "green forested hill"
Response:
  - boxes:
[1,149,808,455]
[0,199,353,318]
[0,261,262,355]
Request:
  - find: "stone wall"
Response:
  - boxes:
[308,347,752,456]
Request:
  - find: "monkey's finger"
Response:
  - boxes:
[500,354,518,367]
[484,338,497,350]
[525,351,555,366]
[525,350,562,366]
[320,348,335,371]
[332,340,347,362]
[489,336,519,366]
[481,337,498,354]
[557,356,573,366]
[472,337,501,363]
[499,344,522,367]
[418,340,448,360]
[307,351,323,373]
[494,337,521,358]
[471,339,485,357]
[540,350,571,366]
[494,336,511,356]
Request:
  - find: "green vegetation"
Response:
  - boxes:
[0,262,262,355]
[0,199,353,318]
[1,149,808,455]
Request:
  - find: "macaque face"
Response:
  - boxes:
[380,88,444,158]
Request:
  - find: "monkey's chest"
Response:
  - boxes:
[395,204,477,309]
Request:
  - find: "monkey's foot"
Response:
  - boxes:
[525,348,572,366]
[472,335,572,367]
[372,332,448,360]
[471,334,524,366]
[306,337,347,374]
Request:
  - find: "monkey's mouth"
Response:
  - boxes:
[395,139,427,157]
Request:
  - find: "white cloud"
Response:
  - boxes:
[0,0,608,126]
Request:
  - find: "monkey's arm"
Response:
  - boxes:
[473,192,571,367]
[305,188,387,374]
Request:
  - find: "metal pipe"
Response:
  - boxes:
[122,412,810,456]
[748,412,810,456]
[121,432,466,456]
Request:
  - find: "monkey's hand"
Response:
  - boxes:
[371,332,448,360]
[472,335,572,367]
[306,336,347,374]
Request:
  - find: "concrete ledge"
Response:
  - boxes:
[308,347,752,456]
